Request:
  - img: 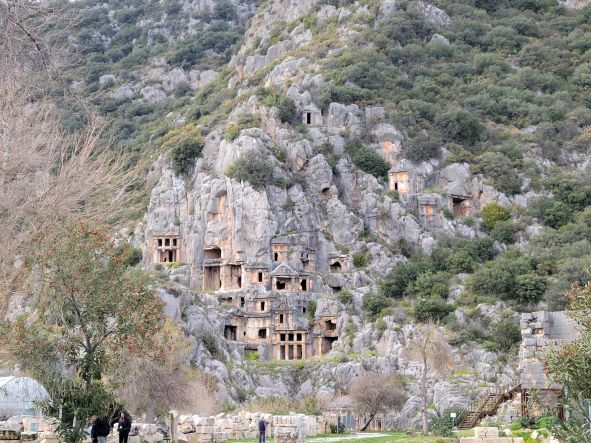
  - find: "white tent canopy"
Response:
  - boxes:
[0,376,48,418]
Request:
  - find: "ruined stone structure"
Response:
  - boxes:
[417,194,441,225]
[176,413,323,443]
[519,311,580,417]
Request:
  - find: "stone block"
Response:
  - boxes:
[180,422,195,434]
[21,432,38,441]
[474,427,499,438]
[0,430,20,440]
[459,439,483,443]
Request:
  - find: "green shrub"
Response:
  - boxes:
[258,88,297,123]
[481,202,512,230]
[413,297,454,322]
[449,250,476,273]
[469,254,533,300]
[201,330,221,358]
[306,300,317,323]
[345,139,390,179]
[489,317,522,351]
[436,109,486,145]
[226,151,274,188]
[225,114,261,141]
[430,408,465,437]
[353,252,368,268]
[545,173,591,211]
[337,289,354,305]
[171,138,203,175]
[510,422,524,431]
[381,256,433,298]
[115,244,143,267]
[528,197,573,229]
[535,415,558,429]
[407,272,449,299]
[491,220,519,244]
[225,123,241,141]
[515,272,547,304]
[362,292,391,319]
[476,152,522,195]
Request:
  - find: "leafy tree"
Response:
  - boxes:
[353,252,368,268]
[171,137,203,175]
[436,109,486,145]
[491,220,519,244]
[350,374,406,431]
[407,272,449,300]
[546,280,591,442]
[0,224,164,442]
[258,88,297,123]
[430,407,465,437]
[345,139,390,179]
[476,152,522,195]
[413,297,454,322]
[515,272,547,304]
[449,250,476,274]
[469,254,533,300]
[380,256,433,298]
[489,317,521,351]
[481,202,512,230]
[528,197,573,229]
[226,151,274,188]
[362,292,391,319]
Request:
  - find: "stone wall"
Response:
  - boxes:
[519,311,579,389]
[176,412,323,443]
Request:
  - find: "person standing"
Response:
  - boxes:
[116,411,132,443]
[91,415,110,443]
[258,418,269,443]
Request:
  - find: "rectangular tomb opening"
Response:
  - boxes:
[451,196,471,217]
[224,325,237,341]
[322,337,338,354]
[389,171,410,194]
[203,265,221,291]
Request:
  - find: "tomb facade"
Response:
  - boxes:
[152,234,184,264]
[301,104,323,126]
[388,160,424,198]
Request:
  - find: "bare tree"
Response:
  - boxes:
[115,321,220,421]
[404,322,454,435]
[0,82,139,317]
[350,373,407,431]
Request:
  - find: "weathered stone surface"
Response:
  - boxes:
[416,0,451,27]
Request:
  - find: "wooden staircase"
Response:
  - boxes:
[458,382,521,429]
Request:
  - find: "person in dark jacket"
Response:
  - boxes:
[258,419,269,443]
[91,415,111,443]
[115,411,132,443]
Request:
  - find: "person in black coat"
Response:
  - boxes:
[91,415,111,443]
[258,419,269,443]
[113,411,132,443]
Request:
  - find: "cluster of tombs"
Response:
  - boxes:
[388,160,474,224]
[148,235,346,360]
[299,105,477,224]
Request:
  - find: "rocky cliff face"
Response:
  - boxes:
[127,0,549,424]
[71,0,589,426]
